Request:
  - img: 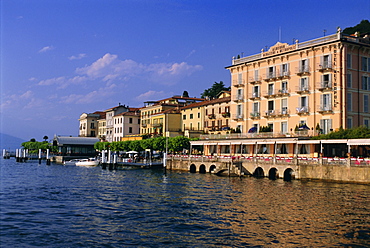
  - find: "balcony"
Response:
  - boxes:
[263,110,277,118]
[263,89,278,98]
[277,109,290,117]
[317,105,333,113]
[276,88,290,96]
[152,122,163,127]
[249,92,260,100]
[264,71,277,81]
[296,106,309,115]
[233,94,244,102]
[318,61,333,72]
[208,114,216,119]
[232,114,244,120]
[233,79,245,87]
[248,76,262,84]
[141,123,147,127]
[317,81,332,91]
[250,112,260,119]
[296,65,310,75]
[295,85,310,94]
[278,70,290,79]
[221,112,230,118]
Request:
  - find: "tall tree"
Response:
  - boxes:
[343,20,370,35]
[201,81,230,99]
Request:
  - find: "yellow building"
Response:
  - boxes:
[78,111,104,137]
[226,28,370,135]
[141,95,204,137]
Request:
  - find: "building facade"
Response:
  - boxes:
[227,29,370,135]
[112,109,141,141]
[104,104,130,142]
[78,112,104,137]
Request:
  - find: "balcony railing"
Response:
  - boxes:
[278,109,289,116]
[318,61,333,71]
[276,88,290,96]
[152,122,163,127]
[296,85,310,93]
[248,76,262,84]
[234,94,244,102]
[249,92,260,100]
[250,112,260,119]
[278,70,290,78]
[232,114,244,120]
[296,106,309,114]
[233,79,245,87]
[296,65,310,75]
[317,81,332,90]
[263,89,278,98]
[264,110,276,117]
[208,114,216,119]
[317,105,332,113]
[264,71,277,81]
[141,123,147,127]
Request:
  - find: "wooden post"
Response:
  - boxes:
[38,149,42,164]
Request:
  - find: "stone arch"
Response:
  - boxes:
[268,168,279,180]
[283,168,295,181]
[209,164,216,173]
[253,167,265,178]
[189,164,196,173]
[199,164,206,174]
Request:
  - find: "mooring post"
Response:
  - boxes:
[101,150,106,169]
[108,150,113,170]
[113,153,117,170]
[46,149,50,165]
[38,149,42,164]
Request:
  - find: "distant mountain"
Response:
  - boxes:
[0,133,26,150]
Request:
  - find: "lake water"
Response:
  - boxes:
[1,158,370,247]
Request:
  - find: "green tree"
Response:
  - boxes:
[152,136,167,151]
[129,140,143,152]
[182,91,189,97]
[140,138,154,150]
[343,20,370,35]
[43,136,49,142]
[168,136,190,153]
[94,142,110,151]
[21,140,50,153]
[201,81,230,99]
[312,126,370,140]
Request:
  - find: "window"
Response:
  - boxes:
[347,118,353,129]
[129,127,132,133]
[322,55,331,68]
[281,99,288,114]
[320,119,332,134]
[300,59,309,72]
[253,85,260,97]
[281,122,288,134]
[268,100,274,112]
[347,54,352,69]
[281,63,289,76]
[238,73,243,84]
[347,93,352,111]
[347,73,352,88]
[364,95,369,113]
[365,119,370,128]
[281,81,288,93]
[321,94,332,111]
[138,119,140,124]
[362,57,368,71]
[90,123,95,129]
[267,66,275,78]
[197,112,200,118]
[362,76,369,90]
[322,74,331,87]
[190,113,194,119]
[268,83,274,95]
[129,118,133,124]
[300,77,309,91]
[253,102,259,114]
[254,70,259,81]
[183,114,186,120]
[237,104,243,118]
[298,96,308,113]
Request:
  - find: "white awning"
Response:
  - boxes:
[275,139,297,144]
[216,142,232,145]
[241,141,257,145]
[190,141,204,146]
[256,141,275,144]
[202,143,218,146]
[296,140,321,144]
[348,139,370,146]
[321,139,348,144]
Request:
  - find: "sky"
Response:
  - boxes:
[1,0,369,142]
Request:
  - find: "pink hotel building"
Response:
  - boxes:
[227,28,370,135]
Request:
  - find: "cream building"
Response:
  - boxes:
[141,95,204,137]
[104,104,130,142]
[78,112,104,137]
[226,28,370,135]
[112,108,141,141]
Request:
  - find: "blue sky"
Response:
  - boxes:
[1,0,369,142]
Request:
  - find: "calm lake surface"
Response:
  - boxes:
[1,158,370,247]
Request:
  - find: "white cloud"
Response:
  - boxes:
[60,84,117,104]
[38,46,55,53]
[68,53,87,60]
[136,90,166,102]
[38,76,88,89]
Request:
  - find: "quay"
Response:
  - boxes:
[166,137,370,184]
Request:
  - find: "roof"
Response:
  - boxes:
[182,96,230,110]
[114,111,140,117]
[54,136,99,146]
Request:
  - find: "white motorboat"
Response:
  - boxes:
[63,159,80,166]
[75,158,99,167]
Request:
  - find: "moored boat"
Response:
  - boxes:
[63,159,81,166]
[75,158,99,167]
